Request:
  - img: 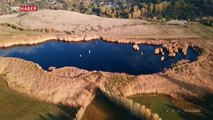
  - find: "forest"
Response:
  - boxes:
[65,0,213,25]
[1,0,213,26]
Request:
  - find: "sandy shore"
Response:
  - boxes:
[0,9,213,119]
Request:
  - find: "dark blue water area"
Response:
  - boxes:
[0,40,200,75]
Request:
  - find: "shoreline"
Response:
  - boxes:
[0,9,212,119]
[0,31,212,99]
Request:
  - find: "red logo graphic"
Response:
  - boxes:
[20,6,38,12]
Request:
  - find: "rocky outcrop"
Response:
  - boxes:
[154,48,160,54]
[48,66,56,71]
[182,48,188,55]
[169,52,176,57]
[161,41,195,57]
[161,56,164,61]
[133,44,140,51]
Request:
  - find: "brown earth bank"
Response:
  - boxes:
[0,9,213,119]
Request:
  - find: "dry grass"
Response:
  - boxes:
[0,58,96,108]
[0,9,211,41]
[0,75,78,120]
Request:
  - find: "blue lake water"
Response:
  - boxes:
[0,40,200,75]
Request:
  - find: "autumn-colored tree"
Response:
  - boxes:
[99,6,106,15]
[133,5,139,12]
[128,13,132,19]
[154,3,163,13]
[141,3,148,9]
[124,7,131,14]
[132,12,137,19]
[161,1,170,10]
[141,7,146,15]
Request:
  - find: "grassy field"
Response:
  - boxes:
[0,75,78,120]
[129,94,213,120]
[82,91,138,120]
[187,24,213,40]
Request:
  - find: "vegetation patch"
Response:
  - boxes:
[0,23,59,33]
[105,74,135,93]
[170,60,192,73]
[129,94,213,120]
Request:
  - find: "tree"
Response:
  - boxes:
[141,7,146,15]
[149,3,154,13]
[124,7,131,14]
[154,3,163,13]
[203,0,208,4]
[161,1,169,10]
[99,6,106,14]
[133,5,139,12]
[142,3,148,9]
[128,13,132,19]
[122,0,127,8]
[210,0,213,4]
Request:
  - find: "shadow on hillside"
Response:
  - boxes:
[82,89,141,120]
[165,95,213,120]
[39,105,78,120]
[161,74,210,95]
[161,74,213,120]
[17,13,28,17]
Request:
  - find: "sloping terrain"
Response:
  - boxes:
[0,9,206,40]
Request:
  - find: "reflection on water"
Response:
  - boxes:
[0,40,200,75]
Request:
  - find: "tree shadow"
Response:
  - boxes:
[83,89,141,120]
[39,105,79,120]
[39,89,142,120]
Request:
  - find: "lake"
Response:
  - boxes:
[0,40,200,75]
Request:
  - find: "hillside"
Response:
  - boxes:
[1,9,212,42]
